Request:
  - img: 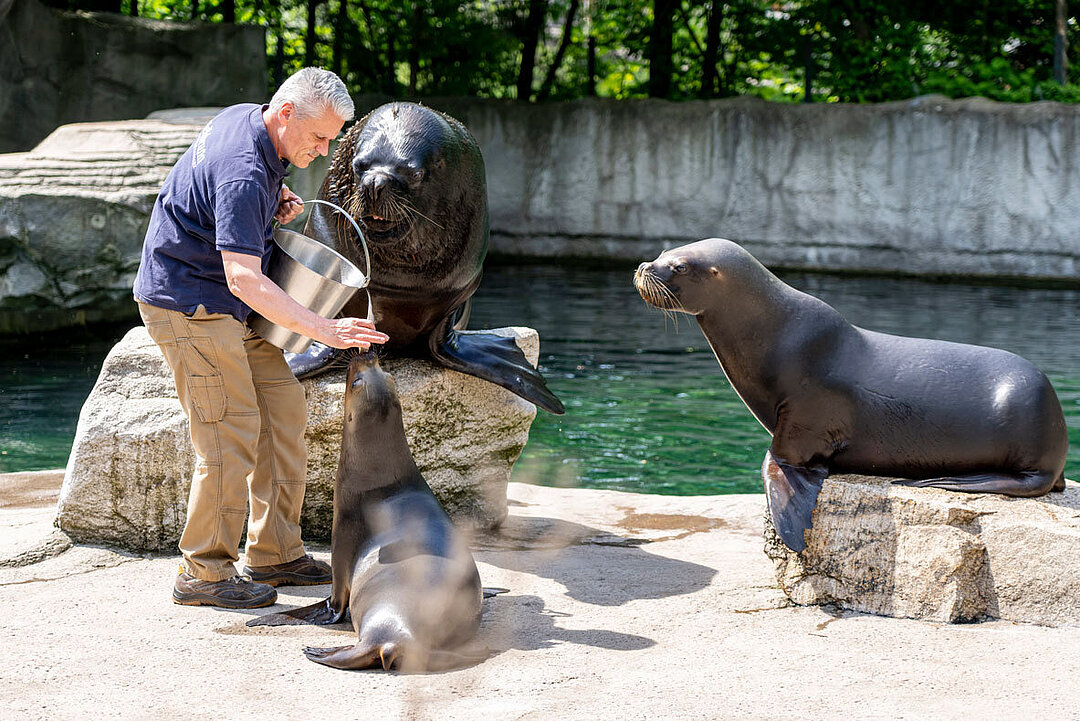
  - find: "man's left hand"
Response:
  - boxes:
[275,185,304,224]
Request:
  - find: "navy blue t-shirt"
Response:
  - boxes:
[134,103,288,322]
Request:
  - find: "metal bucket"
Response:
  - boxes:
[248,200,371,354]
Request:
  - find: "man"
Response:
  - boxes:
[134,67,387,609]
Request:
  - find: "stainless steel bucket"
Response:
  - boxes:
[248,199,371,354]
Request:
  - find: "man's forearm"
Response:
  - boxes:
[220,250,387,349]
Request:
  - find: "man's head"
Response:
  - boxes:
[265,67,355,168]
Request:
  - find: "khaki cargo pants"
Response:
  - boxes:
[139,302,309,582]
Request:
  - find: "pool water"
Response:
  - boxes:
[1,263,1077,496]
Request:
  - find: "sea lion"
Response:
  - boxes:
[290,101,565,415]
[635,238,1068,552]
[248,351,486,672]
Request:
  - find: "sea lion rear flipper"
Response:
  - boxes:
[892,470,1060,496]
[246,597,348,627]
[304,644,384,670]
[429,313,565,415]
[303,643,491,672]
[762,451,827,552]
[286,343,346,380]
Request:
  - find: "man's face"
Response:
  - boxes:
[277,103,344,168]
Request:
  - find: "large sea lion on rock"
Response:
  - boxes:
[249,351,487,672]
[635,238,1068,553]
[291,101,564,415]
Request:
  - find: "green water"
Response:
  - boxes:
[466,264,1080,495]
[1,263,1078,496]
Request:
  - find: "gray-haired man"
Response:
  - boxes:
[134,67,388,608]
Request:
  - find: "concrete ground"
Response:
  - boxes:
[2,471,1079,721]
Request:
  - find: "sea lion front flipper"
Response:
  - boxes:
[762,451,827,552]
[285,342,346,380]
[482,587,509,599]
[245,597,348,627]
[892,470,1060,497]
[428,313,566,415]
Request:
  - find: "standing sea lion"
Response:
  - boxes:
[248,351,486,672]
[635,238,1068,552]
[291,102,564,415]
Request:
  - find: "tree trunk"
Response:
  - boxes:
[517,0,547,101]
[356,0,388,92]
[801,31,814,102]
[649,0,677,98]
[409,1,423,96]
[585,0,596,96]
[1054,0,1068,84]
[305,0,322,66]
[332,0,348,77]
[220,0,235,23]
[699,1,722,98]
[191,0,198,20]
[130,0,138,16]
[86,0,122,12]
[386,33,398,95]
[586,34,597,96]
[272,0,285,89]
[537,0,580,101]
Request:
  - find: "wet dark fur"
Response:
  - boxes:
[248,352,485,672]
[296,102,565,415]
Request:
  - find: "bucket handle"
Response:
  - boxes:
[295,198,372,288]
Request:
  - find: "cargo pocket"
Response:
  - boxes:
[179,336,226,423]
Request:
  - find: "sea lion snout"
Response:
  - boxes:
[345,352,387,392]
[634,260,686,312]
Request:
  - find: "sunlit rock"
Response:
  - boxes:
[56,326,538,551]
[764,473,1080,626]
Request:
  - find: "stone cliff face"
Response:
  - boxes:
[0,119,206,332]
[0,0,266,153]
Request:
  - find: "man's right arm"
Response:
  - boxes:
[221,251,387,350]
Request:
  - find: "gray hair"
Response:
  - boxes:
[268,67,355,121]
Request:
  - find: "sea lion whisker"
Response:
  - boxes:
[401,202,445,230]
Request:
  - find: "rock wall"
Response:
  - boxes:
[0,0,265,153]
[426,95,1080,281]
[0,118,207,332]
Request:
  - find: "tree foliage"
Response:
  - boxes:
[42,0,1080,103]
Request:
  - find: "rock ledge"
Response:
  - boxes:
[57,326,538,551]
[765,473,1080,626]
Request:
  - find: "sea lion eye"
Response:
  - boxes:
[409,168,426,183]
[673,262,689,274]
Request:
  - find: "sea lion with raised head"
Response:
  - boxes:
[290,101,564,415]
[248,351,486,672]
[635,238,1068,552]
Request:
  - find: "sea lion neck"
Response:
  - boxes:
[339,357,425,494]
[694,267,809,432]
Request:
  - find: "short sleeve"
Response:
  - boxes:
[214,179,272,255]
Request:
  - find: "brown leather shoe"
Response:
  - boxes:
[172,571,277,609]
[242,554,331,587]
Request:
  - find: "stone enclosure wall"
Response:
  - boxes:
[434,95,1080,280]
[3,93,1080,333]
